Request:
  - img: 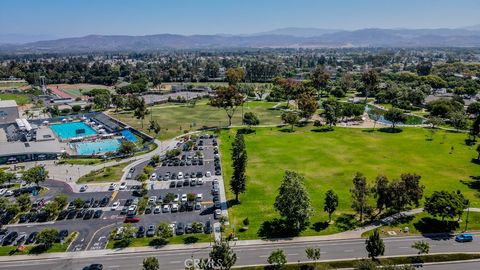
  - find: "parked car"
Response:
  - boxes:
[169,181,176,188]
[120,206,128,215]
[108,183,117,191]
[84,264,103,270]
[119,182,127,190]
[154,205,161,214]
[80,185,88,192]
[84,209,94,219]
[145,206,152,214]
[204,221,212,234]
[111,201,120,211]
[455,233,473,242]
[93,210,103,218]
[214,209,222,219]
[26,231,37,244]
[146,225,156,237]
[2,231,18,246]
[171,204,179,212]
[162,204,170,213]
[136,226,145,238]
[176,223,185,235]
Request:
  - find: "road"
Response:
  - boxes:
[0,234,480,270]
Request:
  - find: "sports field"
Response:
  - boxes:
[0,93,30,106]
[219,126,480,239]
[109,100,285,139]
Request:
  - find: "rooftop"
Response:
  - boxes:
[0,100,18,108]
[0,140,64,157]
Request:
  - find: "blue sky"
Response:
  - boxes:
[1,0,479,38]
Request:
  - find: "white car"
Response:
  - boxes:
[150,173,157,180]
[128,205,137,211]
[178,172,183,180]
[181,194,187,202]
[4,190,13,197]
[197,177,204,185]
[205,171,211,178]
[119,182,127,190]
[171,203,179,212]
[162,204,170,213]
[79,185,88,192]
[196,193,203,202]
[111,201,120,210]
[108,183,117,191]
[174,194,179,202]
[154,205,161,214]
[148,196,157,204]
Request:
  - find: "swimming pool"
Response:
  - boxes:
[120,129,138,142]
[50,122,97,140]
[75,139,121,155]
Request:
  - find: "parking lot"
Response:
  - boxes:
[1,134,226,251]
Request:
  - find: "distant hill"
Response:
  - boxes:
[1,27,480,53]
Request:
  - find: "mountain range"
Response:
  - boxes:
[1,26,480,53]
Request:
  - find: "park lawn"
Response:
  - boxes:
[0,93,30,106]
[361,211,480,238]
[219,125,480,240]
[0,81,28,89]
[109,100,284,140]
[77,162,131,183]
[107,233,212,249]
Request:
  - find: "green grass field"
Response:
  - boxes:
[0,81,28,90]
[60,88,84,98]
[219,126,480,240]
[107,233,212,249]
[0,93,30,106]
[109,100,285,139]
[77,162,131,183]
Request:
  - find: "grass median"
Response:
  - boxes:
[77,161,131,183]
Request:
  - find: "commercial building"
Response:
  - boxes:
[0,100,19,124]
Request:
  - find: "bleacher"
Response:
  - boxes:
[91,113,122,132]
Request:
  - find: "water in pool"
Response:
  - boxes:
[51,122,97,139]
[75,139,121,155]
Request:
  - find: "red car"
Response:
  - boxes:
[124,216,141,223]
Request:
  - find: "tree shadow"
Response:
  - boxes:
[28,245,48,254]
[414,217,459,235]
[183,236,199,244]
[113,238,132,248]
[257,218,297,239]
[149,238,168,247]
[237,128,255,135]
[311,221,329,232]
[335,214,359,231]
[471,159,480,165]
[378,127,403,133]
[361,129,375,133]
[311,127,334,133]
[226,199,240,209]
[278,128,294,133]
[465,139,477,146]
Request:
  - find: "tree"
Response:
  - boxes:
[156,221,173,239]
[243,111,259,130]
[305,247,321,263]
[119,141,136,156]
[230,132,247,202]
[340,72,354,93]
[322,98,341,127]
[416,61,433,76]
[93,93,111,111]
[361,69,379,102]
[281,112,299,131]
[0,171,16,185]
[384,108,406,130]
[16,193,31,212]
[22,166,48,187]
[148,120,161,137]
[411,241,429,255]
[53,193,68,210]
[365,229,385,261]
[467,102,480,117]
[151,155,160,165]
[297,92,318,119]
[225,67,245,86]
[207,240,237,270]
[324,189,339,223]
[351,173,371,222]
[449,111,468,131]
[310,66,330,97]
[400,173,424,208]
[267,249,287,269]
[210,85,244,126]
[134,98,149,129]
[36,228,59,249]
[276,78,302,108]
[373,175,389,214]
[112,95,125,112]
[427,116,444,129]
[424,190,468,221]
[43,201,60,220]
[477,144,480,160]
[73,198,84,209]
[274,171,313,232]
[142,257,159,270]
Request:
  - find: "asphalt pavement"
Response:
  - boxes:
[1,234,480,269]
